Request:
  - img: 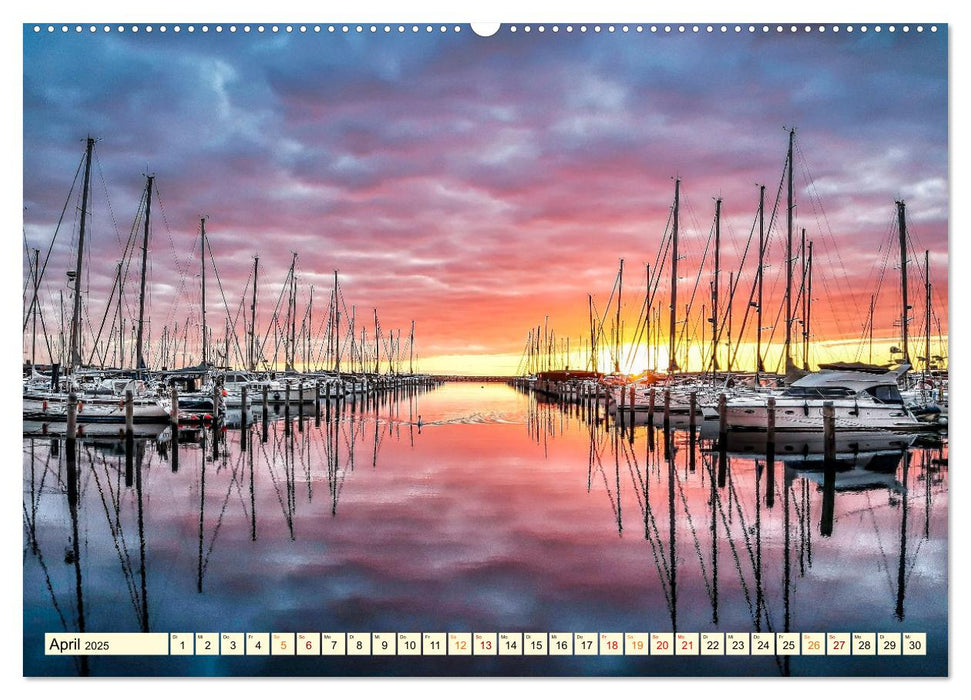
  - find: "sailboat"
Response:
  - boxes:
[22,140,169,432]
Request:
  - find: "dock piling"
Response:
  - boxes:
[718,393,728,448]
[663,389,671,431]
[170,386,179,424]
[766,396,776,456]
[240,386,248,449]
[125,389,134,439]
[823,401,836,464]
[66,391,77,461]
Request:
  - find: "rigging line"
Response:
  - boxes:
[85,191,147,366]
[796,140,865,324]
[205,235,248,367]
[620,204,676,370]
[22,153,86,333]
[310,290,335,370]
[256,265,294,366]
[675,209,715,365]
[153,184,195,332]
[621,265,653,370]
[725,158,787,370]
[855,223,897,360]
[94,148,125,250]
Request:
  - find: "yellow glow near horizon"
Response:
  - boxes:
[417,335,948,377]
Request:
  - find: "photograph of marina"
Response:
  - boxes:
[22,21,947,677]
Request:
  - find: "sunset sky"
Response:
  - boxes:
[22,23,948,375]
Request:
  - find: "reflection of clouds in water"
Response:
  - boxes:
[21,381,949,677]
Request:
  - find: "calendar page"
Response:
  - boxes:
[21,14,948,679]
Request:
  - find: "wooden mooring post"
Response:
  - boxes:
[823,401,836,464]
[648,388,655,427]
[284,384,292,435]
[717,392,728,450]
[66,391,77,462]
[297,383,304,431]
[240,386,248,450]
[766,396,776,456]
[689,391,697,430]
[663,389,671,431]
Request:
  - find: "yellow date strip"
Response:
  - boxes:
[45,632,927,656]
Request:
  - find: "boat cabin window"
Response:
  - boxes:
[861,385,904,404]
[782,386,854,399]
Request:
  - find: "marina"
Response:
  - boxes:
[22,22,948,680]
[22,382,947,676]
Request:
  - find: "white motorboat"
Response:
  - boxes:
[723,365,920,431]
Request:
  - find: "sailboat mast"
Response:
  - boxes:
[615,259,623,374]
[333,270,341,375]
[68,137,95,375]
[116,263,124,369]
[727,271,734,373]
[249,256,259,371]
[588,294,596,373]
[31,248,39,369]
[868,294,876,365]
[784,128,795,374]
[135,175,154,375]
[711,198,721,377]
[409,320,415,375]
[924,249,931,378]
[804,239,813,370]
[756,184,765,381]
[200,217,208,366]
[644,264,651,373]
[896,200,910,365]
[290,257,297,370]
[668,178,681,373]
[373,308,379,374]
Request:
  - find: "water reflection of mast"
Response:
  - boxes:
[23,441,81,673]
[622,427,674,624]
[197,436,206,593]
[248,429,256,541]
[709,449,718,624]
[614,427,623,534]
[66,442,89,675]
[134,442,149,631]
[667,427,677,632]
[754,456,763,630]
[895,451,910,621]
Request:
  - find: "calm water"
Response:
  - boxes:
[22,382,947,676]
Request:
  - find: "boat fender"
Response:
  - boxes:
[850,402,859,417]
[42,400,48,411]
[802,402,809,417]
[77,402,83,413]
